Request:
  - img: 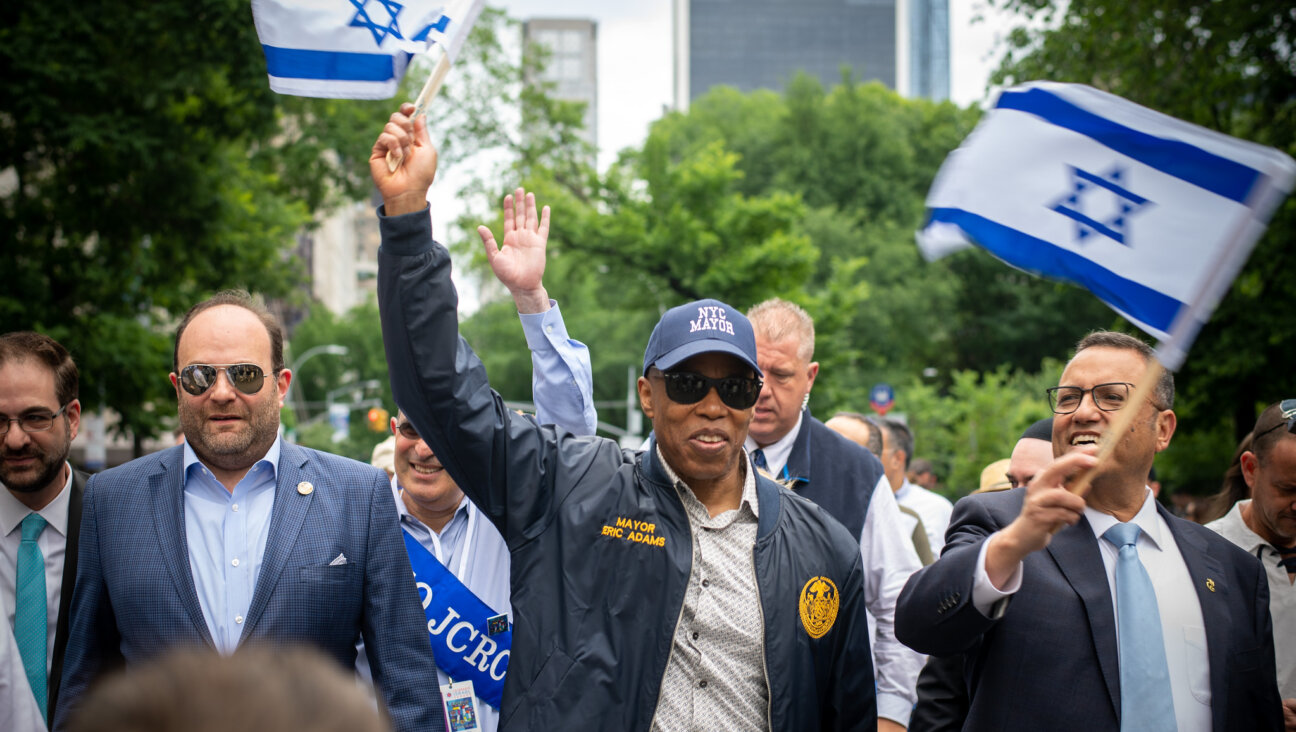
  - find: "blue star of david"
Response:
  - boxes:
[1049,165,1153,246]
[350,0,405,47]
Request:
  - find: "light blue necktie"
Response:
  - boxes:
[1103,522,1177,732]
[16,512,49,722]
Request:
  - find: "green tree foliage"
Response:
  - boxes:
[989,0,1296,493]
[0,0,403,443]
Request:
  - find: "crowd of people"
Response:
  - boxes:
[1,105,1292,732]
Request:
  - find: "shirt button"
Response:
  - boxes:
[235,615,244,624]
[232,504,239,512]
[231,558,240,567]
[691,631,699,641]
[701,579,710,588]
[699,680,708,689]
[545,325,553,334]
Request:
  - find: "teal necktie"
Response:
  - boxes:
[16,512,49,722]
[1103,522,1177,732]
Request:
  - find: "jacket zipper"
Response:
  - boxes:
[756,544,773,731]
[646,488,694,732]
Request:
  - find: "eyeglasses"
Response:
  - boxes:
[1045,382,1138,415]
[1253,399,1296,440]
[661,371,762,410]
[395,421,421,440]
[1,404,71,435]
[178,364,271,396]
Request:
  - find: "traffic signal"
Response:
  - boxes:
[367,407,389,433]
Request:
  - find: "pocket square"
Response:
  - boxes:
[328,553,347,566]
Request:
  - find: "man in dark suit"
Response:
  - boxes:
[897,331,1282,731]
[55,291,444,732]
[0,331,88,725]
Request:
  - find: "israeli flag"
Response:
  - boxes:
[917,82,1295,369]
[252,0,484,99]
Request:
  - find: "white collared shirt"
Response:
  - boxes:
[745,417,923,726]
[0,463,72,674]
[974,489,1211,731]
[1207,500,1296,698]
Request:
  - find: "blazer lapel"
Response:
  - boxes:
[1047,517,1121,719]
[49,469,87,715]
[1161,505,1229,732]
[241,442,313,639]
[151,453,214,646]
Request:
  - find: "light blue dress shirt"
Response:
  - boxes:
[520,302,598,435]
[182,437,281,654]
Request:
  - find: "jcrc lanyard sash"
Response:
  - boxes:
[403,528,511,708]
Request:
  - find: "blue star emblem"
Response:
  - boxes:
[350,0,405,47]
[1049,165,1153,246]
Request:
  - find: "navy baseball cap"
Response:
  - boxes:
[642,299,762,377]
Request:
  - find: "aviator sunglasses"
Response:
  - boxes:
[178,363,271,396]
[661,371,762,410]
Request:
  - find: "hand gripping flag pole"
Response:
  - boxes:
[386,47,452,172]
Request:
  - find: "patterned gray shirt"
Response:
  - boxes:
[651,447,768,732]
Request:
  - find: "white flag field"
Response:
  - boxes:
[917,81,1296,371]
[251,0,484,99]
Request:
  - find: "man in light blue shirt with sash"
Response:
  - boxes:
[360,187,597,731]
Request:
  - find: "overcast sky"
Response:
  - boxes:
[488,0,1018,167]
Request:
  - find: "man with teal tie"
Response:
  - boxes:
[0,332,87,727]
[897,331,1282,731]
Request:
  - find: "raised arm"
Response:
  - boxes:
[372,107,610,545]
[480,189,597,435]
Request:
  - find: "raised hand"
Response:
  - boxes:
[478,188,551,314]
[984,451,1094,588]
[369,103,438,216]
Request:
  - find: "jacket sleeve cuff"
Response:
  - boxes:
[376,204,436,257]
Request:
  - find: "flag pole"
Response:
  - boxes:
[1065,355,1166,499]
[386,47,452,173]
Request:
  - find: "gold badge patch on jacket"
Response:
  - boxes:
[799,576,839,639]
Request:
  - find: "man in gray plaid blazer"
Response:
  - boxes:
[54,291,444,732]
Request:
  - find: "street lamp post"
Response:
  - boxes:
[287,344,349,426]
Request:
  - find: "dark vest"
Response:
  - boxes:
[777,410,881,540]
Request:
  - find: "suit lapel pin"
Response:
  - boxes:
[1206,578,1216,592]
[297,481,314,496]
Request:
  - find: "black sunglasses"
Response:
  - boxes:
[179,363,270,396]
[661,371,762,410]
[1254,399,1296,441]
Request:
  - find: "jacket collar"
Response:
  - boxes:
[641,437,781,540]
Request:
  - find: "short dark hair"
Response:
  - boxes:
[909,458,935,476]
[884,418,915,470]
[173,290,285,373]
[1073,331,1174,410]
[832,411,883,456]
[1250,401,1296,464]
[0,331,79,405]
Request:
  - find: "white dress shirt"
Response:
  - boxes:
[1,464,72,675]
[0,591,46,732]
[973,489,1211,731]
[746,416,925,726]
[1207,500,1296,699]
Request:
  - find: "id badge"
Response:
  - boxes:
[440,679,481,732]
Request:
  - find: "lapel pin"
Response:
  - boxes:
[1206,578,1216,592]
[297,481,314,496]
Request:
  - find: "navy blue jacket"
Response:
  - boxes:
[782,411,883,541]
[377,205,877,731]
